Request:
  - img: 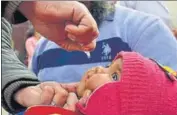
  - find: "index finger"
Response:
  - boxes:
[58,38,95,51]
[58,38,82,51]
[61,82,79,93]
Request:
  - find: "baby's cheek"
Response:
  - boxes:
[86,74,112,91]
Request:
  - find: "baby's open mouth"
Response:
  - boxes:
[77,82,110,107]
[78,95,90,107]
[77,89,93,107]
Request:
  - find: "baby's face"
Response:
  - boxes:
[77,57,123,98]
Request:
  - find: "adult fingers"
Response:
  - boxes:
[40,86,55,105]
[65,21,99,45]
[58,39,83,51]
[65,2,99,45]
[63,93,79,111]
[81,39,96,51]
[59,37,96,52]
[60,82,79,92]
[40,82,69,107]
[52,88,68,107]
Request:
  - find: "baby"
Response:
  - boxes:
[76,51,177,115]
[25,51,177,115]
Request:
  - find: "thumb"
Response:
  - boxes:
[40,86,55,105]
[58,39,83,51]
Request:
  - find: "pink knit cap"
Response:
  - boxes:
[76,51,177,115]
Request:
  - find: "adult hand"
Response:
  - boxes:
[19,1,99,51]
[63,92,79,111]
[14,82,78,107]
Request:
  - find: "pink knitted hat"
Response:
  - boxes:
[76,51,177,115]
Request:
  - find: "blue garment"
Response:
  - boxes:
[31,6,177,83]
[119,1,171,28]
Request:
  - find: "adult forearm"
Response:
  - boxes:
[18,1,36,21]
[3,1,27,24]
[1,18,40,113]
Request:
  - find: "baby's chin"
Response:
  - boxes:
[77,89,93,107]
[77,83,109,106]
[78,95,90,107]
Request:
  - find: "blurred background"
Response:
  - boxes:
[116,1,177,28]
[1,1,177,115]
[163,1,177,28]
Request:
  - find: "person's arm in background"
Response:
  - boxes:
[2,1,98,113]
[126,12,177,70]
[2,18,78,113]
[119,1,172,29]
[2,1,40,113]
